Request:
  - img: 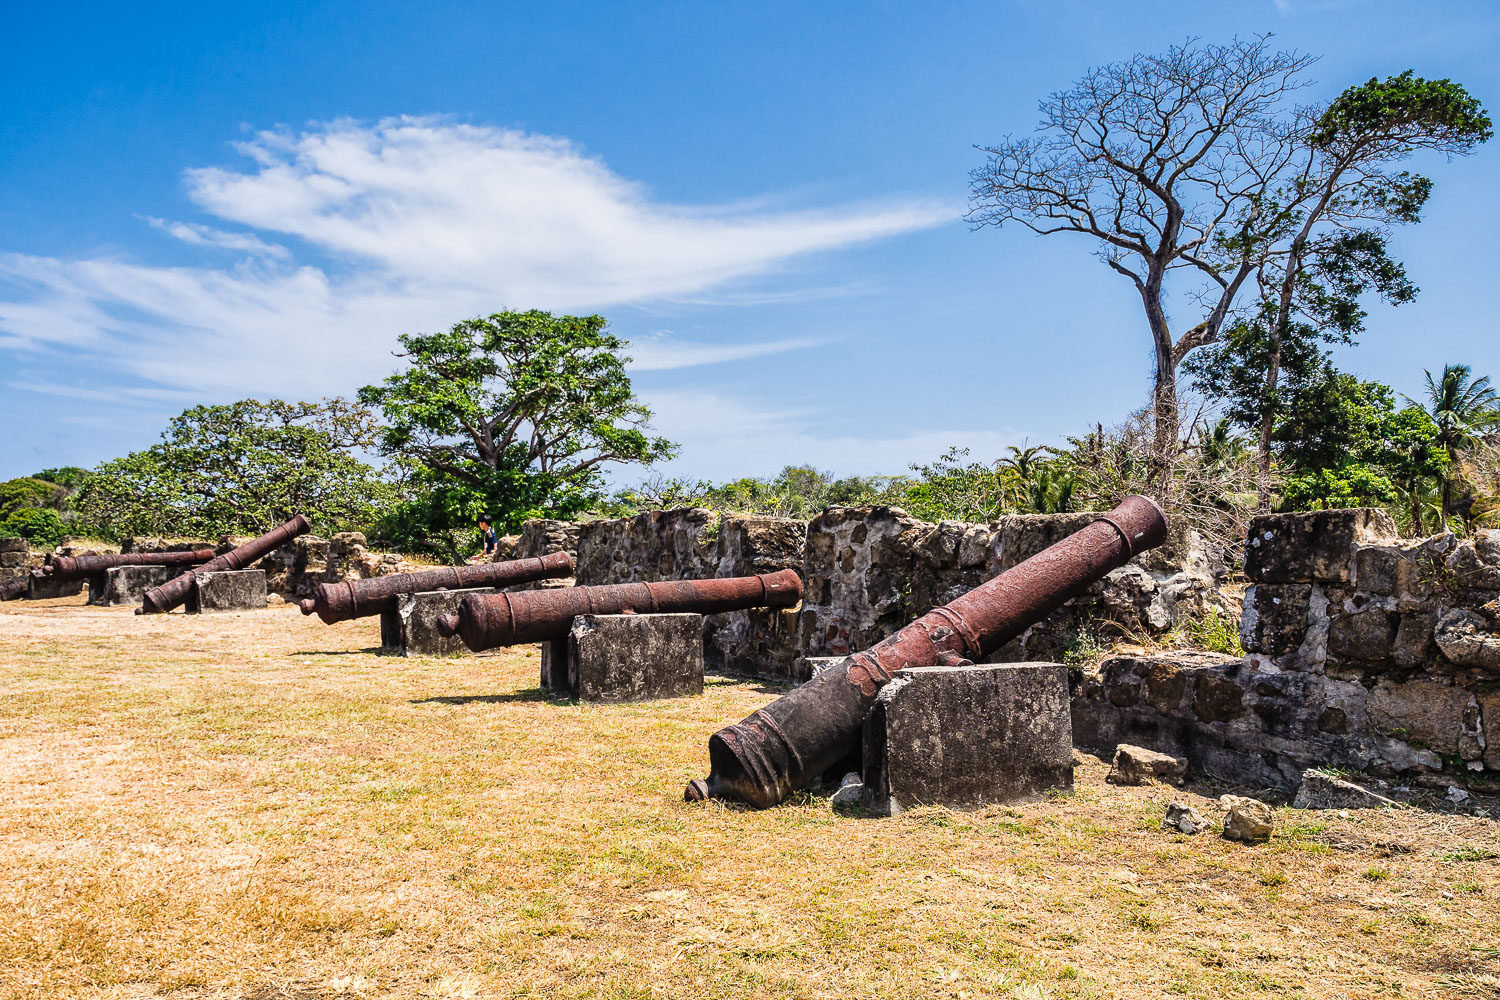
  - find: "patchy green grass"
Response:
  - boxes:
[0,596,1496,999]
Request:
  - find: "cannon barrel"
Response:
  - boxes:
[137,515,312,614]
[684,495,1169,809]
[435,570,803,650]
[43,549,216,581]
[297,551,575,624]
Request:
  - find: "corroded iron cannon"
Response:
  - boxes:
[435,570,803,650]
[40,549,216,581]
[137,515,312,614]
[685,495,1169,809]
[297,551,575,624]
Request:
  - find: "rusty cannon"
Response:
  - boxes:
[434,569,803,651]
[297,551,576,624]
[137,514,312,614]
[39,548,216,581]
[684,495,1169,809]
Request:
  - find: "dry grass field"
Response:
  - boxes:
[1,596,1497,1000]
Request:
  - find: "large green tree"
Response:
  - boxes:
[1245,71,1490,508]
[74,398,395,539]
[359,310,675,557]
[969,39,1488,495]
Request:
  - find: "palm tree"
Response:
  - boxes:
[1411,364,1500,531]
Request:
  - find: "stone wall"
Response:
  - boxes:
[127,532,417,598]
[1073,510,1500,796]
[795,506,1228,671]
[573,510,807,676]
[545,505,1222,680]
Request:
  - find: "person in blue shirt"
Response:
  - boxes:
[476,515,498,561]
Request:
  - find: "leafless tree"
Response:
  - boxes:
[968,36,1316,490]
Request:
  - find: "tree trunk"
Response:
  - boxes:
[1143,287,1178,496]
[1410,491,1423,537]
[1440,476,1452,534]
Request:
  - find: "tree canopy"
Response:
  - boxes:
[73,398,395,539]
[359,310,676,556]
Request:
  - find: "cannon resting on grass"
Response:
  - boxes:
[297,551,575,624]
[434,570,803,650]
[684,495,1169,809]
[137,515,312,614]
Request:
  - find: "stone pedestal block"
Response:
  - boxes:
[552,613,704,702]
[385,587,496,656]
[89,565,177,606]
[540,638,569,688]
[862,663,1073,816]
[27,575,83,600]
[186,570,267,613]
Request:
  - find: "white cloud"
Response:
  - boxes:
[0,116,951,398]
[142,217,290,258]
[625,331,821,371]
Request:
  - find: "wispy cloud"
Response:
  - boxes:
[0,116,950,398]
[142,217,290,258]
[625,331,821,371]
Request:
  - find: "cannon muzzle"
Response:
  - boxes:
[138,515,312,614]
[436,570,803,651]
[686,495,1169,808]
[297,551,575,624]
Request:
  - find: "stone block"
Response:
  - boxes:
[1434,609,1500,673]
[1481,691,1500,771]
[1292,770,1400,810]
[1162,802,1209,834]
[1327,606,1398,663]
[27,575,83,600]
[861,663,1073,815]
[1366,678,1471,755]
[90,565,177,606]
[0,537,29,554]
[1220,795,1274,842]
[1107,744,1187,786]
[1391,613,1437,668]
[1243,509,1397,583]
[0,551,27,568]
[186,570,267,613]
[540,638,569,689]
[1239,584,1311,656]
[392,587,496,656]
[564,613,704,703]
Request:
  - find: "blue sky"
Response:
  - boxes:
[2,0,1497,484]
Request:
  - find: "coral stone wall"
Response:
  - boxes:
[795,507,1228,670]
[1074,510,1500,795]
[573,510,806,676]
[551,505,1222,680]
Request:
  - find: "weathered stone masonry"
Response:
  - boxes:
[512,505,1226,681]
[1073,510,1500,795]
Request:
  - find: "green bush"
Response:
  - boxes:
[0,507,67,548]
[0,477,63,519]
